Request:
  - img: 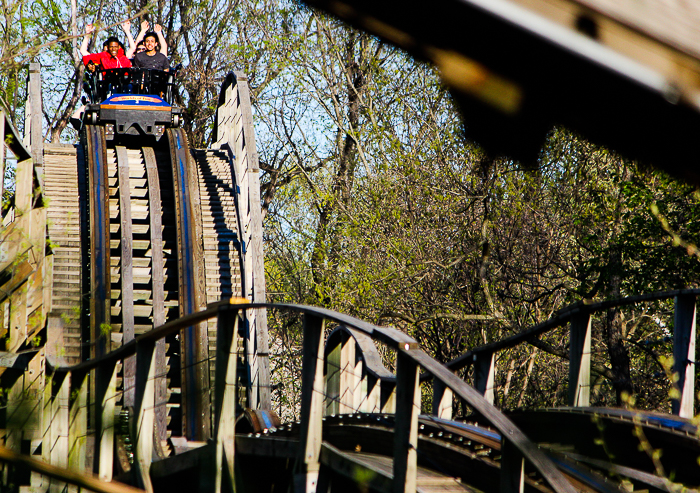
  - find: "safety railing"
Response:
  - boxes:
[435,289,698,418]
[39,300,575,493]
[325,290,698,420]
[0,445,144,493]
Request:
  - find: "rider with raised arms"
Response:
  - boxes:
[132,31,169,71]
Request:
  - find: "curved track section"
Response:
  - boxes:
[238,413,635,493]
[509,408,700,490]
[79,127,243,445]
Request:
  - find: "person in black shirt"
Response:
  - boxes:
[132,32,169,70]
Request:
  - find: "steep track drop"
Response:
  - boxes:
[78,125,241,443]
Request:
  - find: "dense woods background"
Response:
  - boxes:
[3,0,700,417]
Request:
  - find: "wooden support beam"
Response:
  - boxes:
[672,294,696,418]
[93,361,117,481]
[568,312,592,407]
[168,128,210,440]
[432,379,453,419]
[42,373,54,482]
[294,314,325,493]
[0,445,145,493]
[474,352,496,404]
[500,438,525,493]
[325,340,341,416]
[143,147,167,445]
[28,64,43,172]
[0,109,5,204]
[339,332,358,413]
[242,74,271,407]
[116,146,135,408]
[132,340,156,492]
[364,375,380,413]
[69,371,88,474]
[214,306,239,493]
[49,373,70,493]
[380,379,396,413]
[393,347,419,493]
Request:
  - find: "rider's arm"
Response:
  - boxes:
[134,20,149,46]
[154,24,168,56]
[122,20,137,58]
[80,23,94,57]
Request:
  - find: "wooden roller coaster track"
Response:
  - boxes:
[1,33,699,492]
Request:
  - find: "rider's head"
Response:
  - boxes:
[135,41,146,54]
[105,36,122,58]
[143,32,159,53]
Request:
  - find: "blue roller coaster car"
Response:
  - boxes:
[83,67,183,140]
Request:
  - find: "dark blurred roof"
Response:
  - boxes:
[304,0,700,182]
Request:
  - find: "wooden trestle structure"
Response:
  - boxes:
[2,15,700,490]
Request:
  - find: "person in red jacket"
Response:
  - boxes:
[82,37,131,69]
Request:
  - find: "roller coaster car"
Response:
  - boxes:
[83,67,183,140]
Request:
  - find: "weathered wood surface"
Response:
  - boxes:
[213,306,239,492]
[168,128,211,441]
[44,144,83,364]
[569,311,592,407]
[0,443,145,493]
[295,314,326,493]
[116,146,136,407]
[325,326,396,415]
[143,146,168,445]
[213,71,271,411]
[194,148,244,403]
[393,350,419,493]
[672,294,696,418]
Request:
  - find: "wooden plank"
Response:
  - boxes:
[86,125,111,359]
[234,72,271,409]
[143,147,167,444]
[433,379,453,420]
[295,314,326,493]
[168,128,210,440]
[214,306,239,493]
[393,349,419,493]
[672,294,696,418]
[29,63,44,173]
[93,361,117,481]
[132,339,156,492]
[325,341,341,415]
[117,146,136,408]
[568,311,592,406]
[49,373,71,493]
[500,437,525,493]
[474,351,495,405]
[68,371,88,474]
[339,332,357,413]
